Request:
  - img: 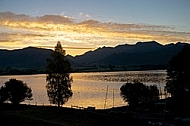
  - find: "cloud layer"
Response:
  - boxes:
[0,12,190,55]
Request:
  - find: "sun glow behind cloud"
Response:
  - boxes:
[0,12,190,56]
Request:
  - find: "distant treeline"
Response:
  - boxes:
[72,64,168,72]
[0,64,167,75]
[0,67,46,75]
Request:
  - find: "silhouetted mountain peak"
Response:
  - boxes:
[135,41,163,49]
[112,41,163,54]
[136,41,160,45]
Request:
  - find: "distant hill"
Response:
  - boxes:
[0,47,53,74]
[0,41,189,74]
[0,47,52,68]
[71,41,188,67]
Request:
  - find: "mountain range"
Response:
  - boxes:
[0,41,189,74]
[69,41,188,69]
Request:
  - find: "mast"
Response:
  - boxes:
[113,89,115,108]
[104,85,109,109]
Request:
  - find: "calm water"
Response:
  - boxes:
[0,70,167,109]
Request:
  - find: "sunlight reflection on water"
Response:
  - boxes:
[0,70,167,109]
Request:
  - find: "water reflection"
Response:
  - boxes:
[73,70,166,83]
[0,70,167,109]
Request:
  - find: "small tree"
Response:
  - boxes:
[46,41,73,107]
[0,78,32,104]
[120,81,159,109]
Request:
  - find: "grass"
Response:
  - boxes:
[2,103,188,126]
[0,104,137,126]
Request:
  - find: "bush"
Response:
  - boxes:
[0,78,32,104]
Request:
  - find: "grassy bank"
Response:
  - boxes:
[1,103,189,126]
[0,104,140,126]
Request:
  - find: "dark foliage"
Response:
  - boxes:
[165,45,190,110]
[0,86,9,103]
[0,79,32,104]
[120,81,159,109]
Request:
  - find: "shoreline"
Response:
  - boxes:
[0,68,167,76]
[1,103,189,126]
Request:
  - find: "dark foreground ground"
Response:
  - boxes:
[0,103,189,126]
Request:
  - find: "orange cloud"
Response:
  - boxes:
[0,12,190,56]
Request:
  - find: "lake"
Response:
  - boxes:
[0,70,167,109]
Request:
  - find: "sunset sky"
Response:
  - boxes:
[0,0,190,56]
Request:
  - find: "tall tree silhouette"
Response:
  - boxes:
[165,45,190,109]
[46,41,73,107]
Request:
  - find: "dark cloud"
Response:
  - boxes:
[0,39,18,43]
[0,12,176,31]
[37,15,73,24]
[0,11,74,24]
[79,19,100,26]
[0,11,31,21]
